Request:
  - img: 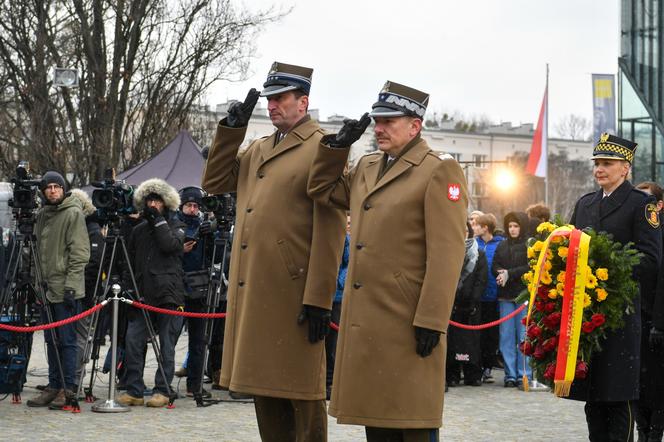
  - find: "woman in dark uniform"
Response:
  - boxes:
[569,133,661,442]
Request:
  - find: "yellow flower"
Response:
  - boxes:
[544,260,552,271]
[550,236,564,244]
[548,288,558,299]
[546,250,553,260]
[596,268,609,281]
[523,272,533,283]
[536,222,556,234]
[583,293,592,308]
[556,282,565,292]
[557,271,566,283]
[533,241,545,252]
[541,271,553,285]
[527,247,535,259]
[595,287,608,301]
[586,273,598,289]
[558,247,569,258]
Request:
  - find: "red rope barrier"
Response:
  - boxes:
[127,300,227,318]
[0,301,108,333]
[449,303,527,330]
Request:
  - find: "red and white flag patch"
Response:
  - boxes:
[448,184,460,201]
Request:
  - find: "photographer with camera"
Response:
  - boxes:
[27,171,90,409]
[116,178,185,408]
[175,186,213,398]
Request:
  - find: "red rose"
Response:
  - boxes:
[582,321,595,333]
[544,302,556,313]
[537,286,549,300]
[527,324,542,339]
[519,340,533,356]
[544,363,556,380]
[542,336,558,352]
[535,301,545,312]
[591,313,606,328]
[542,312,562,329]
[521,316,528,326]
[533,344,546,360]
[575,361,588,379]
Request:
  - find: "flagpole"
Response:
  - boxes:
[545,63,549,206]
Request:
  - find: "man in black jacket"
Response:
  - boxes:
[569,134,662,441]
[117,178,185,408]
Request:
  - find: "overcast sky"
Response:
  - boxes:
[207,0,620,129]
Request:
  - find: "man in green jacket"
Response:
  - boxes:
[27,171,90,409]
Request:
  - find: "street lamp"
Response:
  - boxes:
[52,68,79,88]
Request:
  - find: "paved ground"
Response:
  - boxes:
[2,332,588,441]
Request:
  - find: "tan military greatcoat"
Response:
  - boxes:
[202,117,345,400]
[307,137,468,428]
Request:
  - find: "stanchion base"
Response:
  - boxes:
[91,399,131,413]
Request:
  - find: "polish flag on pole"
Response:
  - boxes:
[525,86,548,178]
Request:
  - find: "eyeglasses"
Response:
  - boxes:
[44,184,63,191]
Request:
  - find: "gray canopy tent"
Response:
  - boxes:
[114,130,207,190]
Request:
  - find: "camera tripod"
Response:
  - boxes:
[1,217,75,409]
[76,219,177,410]
[191,224,231,407]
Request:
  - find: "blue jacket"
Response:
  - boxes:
[476,234,504,301]
[335,234,350,303]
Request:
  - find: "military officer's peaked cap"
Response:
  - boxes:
[591,133,638,164]
[260,62,313,97]
[369,81,429,119]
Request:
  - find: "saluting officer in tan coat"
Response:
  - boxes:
[202,62,345,442]
[307,81,468,441]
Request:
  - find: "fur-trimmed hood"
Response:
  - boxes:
[133,178,180,211]
[69,189,96,217]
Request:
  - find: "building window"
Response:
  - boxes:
[449,152,461,161]
[473,154,487,167]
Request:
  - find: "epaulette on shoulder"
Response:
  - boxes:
[362,151,382,158]
[579,191,596,200]
[632,187,649,198]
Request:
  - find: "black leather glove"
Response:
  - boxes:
[226,88,260,128]
[650,327,664,349]
[415,326,441,357]
[142,206,161,226]
[63,288,76,310]
[297,305,332,343]
[199,220,212,236]
[322,113,372,148]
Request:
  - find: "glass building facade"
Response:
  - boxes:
[619,0,664,182]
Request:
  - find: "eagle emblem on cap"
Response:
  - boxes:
[600,133,610,143]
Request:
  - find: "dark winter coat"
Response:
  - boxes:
[492,212,529,301]
[568,180,661,402]
[448,249,487,365]
[128,178,186,308]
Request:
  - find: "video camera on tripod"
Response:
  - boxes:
[201,193,235,232]
[7,161,42,235]
[90,168,135,223]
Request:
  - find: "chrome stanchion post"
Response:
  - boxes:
[92,284,130,413]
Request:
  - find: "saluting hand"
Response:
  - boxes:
[323,112,371,148]
[226,88,260,128]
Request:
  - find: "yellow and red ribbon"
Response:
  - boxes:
[526,226,590,397]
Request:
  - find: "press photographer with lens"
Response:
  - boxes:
[116,178,185,408]
[174,186,214,398]
[27,171,90,409]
